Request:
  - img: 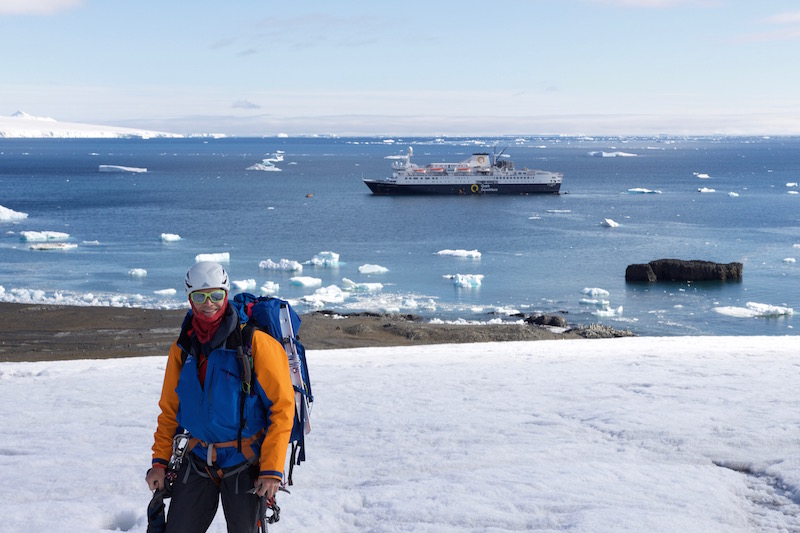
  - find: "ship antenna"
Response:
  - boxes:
[494,146,508,166]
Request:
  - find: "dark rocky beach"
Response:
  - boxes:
[0,302,633,362]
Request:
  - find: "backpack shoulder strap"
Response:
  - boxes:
[177,311,193,365]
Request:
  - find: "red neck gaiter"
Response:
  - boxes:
[190,298,228,345]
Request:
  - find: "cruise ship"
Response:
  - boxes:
[363,147,562,195]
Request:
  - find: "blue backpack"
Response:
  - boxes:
[230,292,313,485]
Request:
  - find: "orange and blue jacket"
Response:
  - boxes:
[151,325,295,481]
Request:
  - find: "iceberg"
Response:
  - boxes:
[359,264,389,274]
[29,243,77,251]
[626,188,661,194]
[341,278,383,292]
[580,298,610,307]
[98,165,147,173]
[259,258,303,272]
[783,258,796,263]
[232,279,256,290]
[246,161,281,172]
[449,274,484,288]
[713,302,793,318]
[593,305,623,317]
[195,252,230,263]
[437,249,482,259]
[693,172,711,179]
[698,187,716,193]
[301,285,346,307]
[0,205,28,222]
[588,151,637,157]
[0,111,182,139]
[154,288,177,296]
[602,218,620,228]
[582,287,610,297]
[246,151,284,171]
[310,251,340,267]
[290,276,322,287]
[260,281,279,294]
[128,268,147,278]
[160,233,181,242]
[20,231,70,242]
[728,192,739,197]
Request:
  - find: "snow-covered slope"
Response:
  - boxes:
[0,111,183,139]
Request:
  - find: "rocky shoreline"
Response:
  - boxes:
[0,302,634,362]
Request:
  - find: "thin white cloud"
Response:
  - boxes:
[763,10,800,25]
[0,0,82,15]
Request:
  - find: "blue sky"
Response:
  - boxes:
[2,0,799,136]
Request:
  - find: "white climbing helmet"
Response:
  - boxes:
[184,261,230,294]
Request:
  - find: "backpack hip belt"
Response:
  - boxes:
[188,428,265,468]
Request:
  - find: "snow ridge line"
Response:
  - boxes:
[714,460,800,529]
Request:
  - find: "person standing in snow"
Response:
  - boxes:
[146,261,295,532]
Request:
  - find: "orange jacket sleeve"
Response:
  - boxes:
[151,341,184,466]
[251,329,296,480]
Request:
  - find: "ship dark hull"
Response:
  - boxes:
[364,180,561,195]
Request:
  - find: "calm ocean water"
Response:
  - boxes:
[1,136,798,337]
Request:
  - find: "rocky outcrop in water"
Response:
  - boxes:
[625,259,743,282]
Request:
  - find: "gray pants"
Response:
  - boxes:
[166,453,261,533]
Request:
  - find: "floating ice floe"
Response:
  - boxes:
[233,279,256,290]
[783,258,796,263]
[580,298,610,307]
[301,285,345,307]
[359,264,388,274]
[309,251,339,267]
[341,278,383,292]
[128,268,147,278]
[98,165,147,173]
[587,151,636,157]
[728,192,739,197]
[29,243,77,251]
[160,233,181,242]
[593,306,624,317]
[246,152,283,171]
[698,187,716,193]
[246,161,281,172]
[582,287,610,297]
[0,205,28,222]
[195,252,230,263]
[713,302,794,318]
[260,258,303,272]
[626,188,661,194]
[789,191,799,195]
[290,276,322,288]
[602,218,620,228]
[0,286,187,309]
[693,172,711,179]
[154,288,177,296]
[260,281,279,294]
[546,209,572,213]
[437,249,482,259]
[446,274,484,288]
[20,230,69,242]
[787,182,798,188]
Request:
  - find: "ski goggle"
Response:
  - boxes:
[189,289,227,305]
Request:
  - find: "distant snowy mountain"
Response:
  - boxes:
[0,111,183,139]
